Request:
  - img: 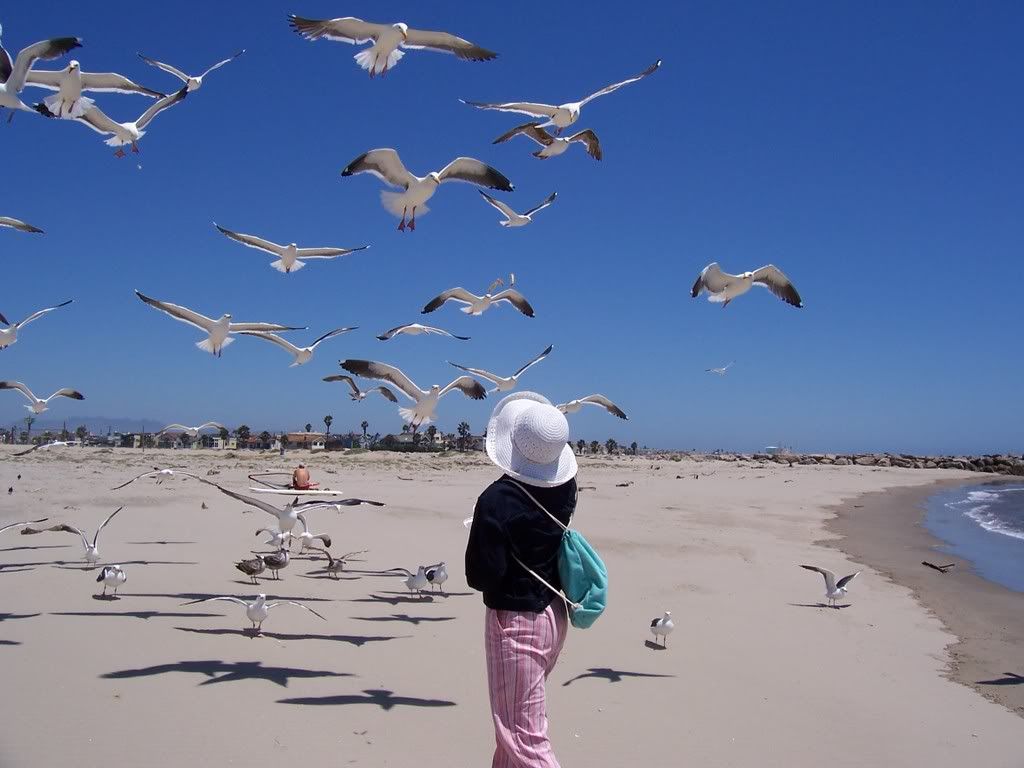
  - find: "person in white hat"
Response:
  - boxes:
[465,392,578,768]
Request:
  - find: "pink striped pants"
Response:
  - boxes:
[484,601,568,768]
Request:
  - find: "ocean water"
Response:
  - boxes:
[924,483,1024,593]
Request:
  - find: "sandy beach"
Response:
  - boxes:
[2,447,1022,767]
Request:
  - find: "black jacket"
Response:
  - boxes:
[465,474,577,612]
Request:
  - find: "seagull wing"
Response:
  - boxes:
[309,327,357,348]
[478,190,518,219]
[214,223,285,255]
[294,245,368,260]
[14,299,72,329]
[423,325,470,340]
[439,376,487,400]
[691,262,732,298]
[197,422,227,432]
[523,192,557,218]
[93,506,124,547]
[751,265,803,308]
[45,388,85,403]
[199,49,245,78]
[513,345,553,377]
[195,478,283,518]
[422,287,480,313]
[375,324,408,340]
[135,85,188,130]
[388,567,414,577]
[74,103,124,135]
[493,121,553,147]
[238,331,301,356]
[0,216,44,234]
[80,71,164,97]
[461,99,560,119]
[340,360,424,401]
[137,53,190,83]
[341,149,415,189]
[22,69,63,91]
[266,601,327,620]
[437,158,513,191]
[229,321,306,333]
[568,130,602,160]
[448,362,502,385]
[135,290,215,332]
[288,16,385,45]
[322,374,361,397]
[490,289,535,317]
[333,498,386,507]
[13,443,44,457]
[836,572,860,589]
[401,27,497,61]
[578,59,661,107]
[0,518,48,534]
[800,565,837,593]
[158,424,191,434]
[0,380,37,403]
[0,42,13,83]
[181,596,249,608]
[8,37,82,92]
[48,523,91,550]
[370,386,399,403]
[110,470,159,491]
[579,394,628,419]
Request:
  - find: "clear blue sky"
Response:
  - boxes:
[2,2,1022,454]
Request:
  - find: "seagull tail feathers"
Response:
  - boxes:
[271,259,305,274]
[43,93,93,119]
[105,130,144,147]
[196,336,233,355]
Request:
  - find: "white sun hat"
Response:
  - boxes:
[486,391,577,488]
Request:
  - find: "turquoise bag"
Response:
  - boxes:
[510,481,608,629]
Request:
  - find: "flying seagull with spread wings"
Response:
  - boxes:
[0,33,81,120]
[22,506,123,565]
[182,593,324,633]
[341,148,513,231]
[288,15,496,77]
[376,323,469,341]
[340,359,486,426]
[134,289,305,357]
[214,223,369,274]
[421,285,534,317]
[449,345,553,393]
[158,422,226,437]
[322,374,398,403]
[0,216,44,234]
[691,263,803,308]
[0,380,84,414]
[138,49,244,92]
[240,327,357,367]
[0,299,72,349]
[25,60,163,119]
[556,394,628,420]
[706,362,734,376]
[479,190,557,228]
[461,59,661,133]
[493,122,601,160]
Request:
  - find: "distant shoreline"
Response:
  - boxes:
[824,478,1024,717]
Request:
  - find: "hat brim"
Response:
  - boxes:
[486,392,578,488]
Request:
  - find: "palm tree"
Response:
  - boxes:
[457,421,471,451]
[630,441,638,456]
[590,440,600,455]
[219,426,230,442]
[259,430,271,447]
[305,423,312,433]
[323,414,333,442]
[605,438,618,455]
[426,424,438,448]
[23,415,35,442]
[236,425,251,446]
[576,439,586,455]
[75,425,88,443]
[361,420,369,439]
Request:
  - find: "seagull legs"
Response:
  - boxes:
[114,147,126,158]
[408,206,417,231]
[131,142,140,154]
[398,208,407,231]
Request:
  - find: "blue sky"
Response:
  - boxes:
[1,1,1021,454]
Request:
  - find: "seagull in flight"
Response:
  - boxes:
[214,223,369,274]
[0,380,84,414]
[158,422,226,437]
[110,467,189,490]
[706,362,734,376]
[25,60,163,119]
[288,15,497,77]
[311,548,368,579]
[461,59,661,133]
[0,33,82,120]
[135,289,305,357]
[240,327,357,367]
[295,517,332,552]
[340,359,486,427]
[449,345,553,393]
[800,565,860,608]
[138,49,245,92]
[556,394,627,420]
[182,593,325,633]
[421,285,534,317]
[341,148,513,231]
[322,375,398,403]
[0,216,44,234]
[22,506,123,565]
[13,440,74,457]
[691,263,803,308]
[479,190,557,227]
[493,123,601,160]
[0,299,73,349]
[376,323,469,341]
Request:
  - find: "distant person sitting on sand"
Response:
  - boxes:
[466,392,577,768]
[292,463,312,490]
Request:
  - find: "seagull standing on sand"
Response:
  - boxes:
[25,60,163,119]
[322,375,398,403]
[0,299,73,349]
[214,223,369,274]
[313,548,368,579]
[0,381,84,414]
[96,565,127,596]
[340,359,486,427]
[295,517,331,553]
[425,562,448,593]
[288,15,497,77]
[650,611,674,647]
[479,190,557,227]
[182,593,325,633]
[449,345,553,393]
[138,49,245,92]
[341,149,513,231]
[0,217,44,234]
[691,263,803,308]
[461,59,661,133]
[800,565,860,608]
[556,395,628,420]
[239,327,357,367]
[0,33,82,119]
[390,565,430,596]
[493,123,601,160]
[134,290,305,357]
[421,285,534,317]
[376,323,470,341]
[235,554,265,584]
[706,362,734,376]
[22,506,123,565]
[261,548,290,579]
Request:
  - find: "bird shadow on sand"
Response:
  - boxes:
[976,672,1024,686]
[53,560,199,570]
[353,614,456,626]
[101,659,352,688]
[350,593,436,606]
[0,566,34,575]
[175,626,408,647]
[120,591,335,603]
[644,640,669,651]
[345,569,407,578]
[788,602,851,609]
[0,544,69,553]
[53,610,225,620]
[0,639,20,646]
[125,540,198,546]
[297,573,361,582]
[562,667,675,686]
[0,612,40,622]
[277,688,456,710]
